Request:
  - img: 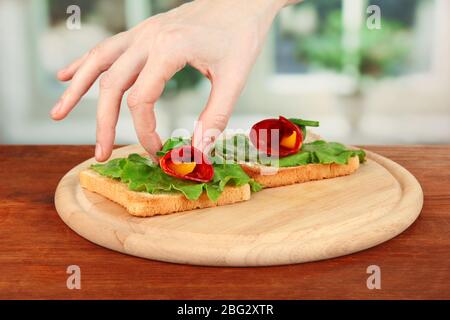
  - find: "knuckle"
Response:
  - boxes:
[154,25,184,49]
[127,89,155,112]
[212,113,229,132]
[99,72,114,90]
[146,16,161,29]
[89,44,104,59]
[113,31,128,41]
[126,89,141,110]
[88,44,109,70]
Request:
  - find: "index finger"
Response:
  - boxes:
[192,76,245,153]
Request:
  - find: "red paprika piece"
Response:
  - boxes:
[250,116,303,157]
[160,146,214,183]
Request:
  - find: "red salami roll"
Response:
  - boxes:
[160,146,214,183]
[250,116,303,157]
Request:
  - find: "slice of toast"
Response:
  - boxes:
[79,169,251,217]
[240,156,360,188]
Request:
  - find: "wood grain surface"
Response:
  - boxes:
[0,145,449,299]
[54,145,422,267]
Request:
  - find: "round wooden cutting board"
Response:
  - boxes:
[55,145,423,266]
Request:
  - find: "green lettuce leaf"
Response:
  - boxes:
[214,134,258,163]
[214,135,365,168]
[288,118,319,141]
[278,140,366,167]
[156,137,190,157]
[288,118,320,127]
[91,158,125,178]
[91,153,261,202]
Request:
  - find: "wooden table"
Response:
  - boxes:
[0,145,449,300]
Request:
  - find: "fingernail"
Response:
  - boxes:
[95,143,103,160]
[51,100,62,116]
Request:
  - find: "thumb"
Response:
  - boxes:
[192,76,244,153]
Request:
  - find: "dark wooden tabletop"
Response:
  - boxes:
[0,145,449,300]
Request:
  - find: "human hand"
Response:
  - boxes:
[51,0,293,161]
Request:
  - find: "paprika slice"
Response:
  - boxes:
[249,116,303,157]
[160,145,214,183]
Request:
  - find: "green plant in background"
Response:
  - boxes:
[359,18,410,76]
[163,65,203,97]
[295,10,411,77]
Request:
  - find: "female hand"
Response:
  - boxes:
[51,0,297,161]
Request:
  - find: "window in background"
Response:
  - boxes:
[33,0,127,99]
[34,0,201,99]
[2,0,203,144]
[255,0,447,144]
[275,0,342,74]
[48,0,126,33]
[275,0,432,79]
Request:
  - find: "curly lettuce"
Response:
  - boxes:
[215,135,365,168]
[91,153,261,201]
[277,140,366,167]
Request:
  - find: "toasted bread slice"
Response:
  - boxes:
[79,169,251,217]
[240,156,360,188]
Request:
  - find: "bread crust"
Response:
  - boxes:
[240,156,360,188]
[79,169,251,217]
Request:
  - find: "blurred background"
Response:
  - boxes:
[0,0,449,145]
